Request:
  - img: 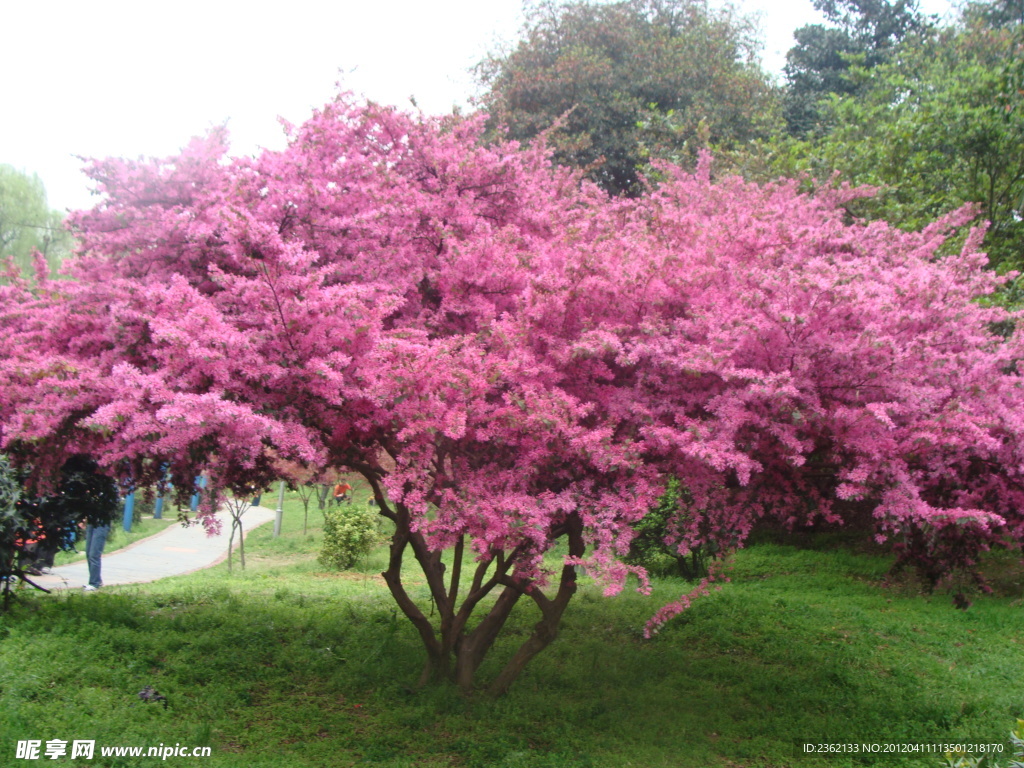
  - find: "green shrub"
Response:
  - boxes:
[626,476,711,580]
[318,505,382,570]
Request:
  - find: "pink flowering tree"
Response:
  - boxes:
[1,94,1022,694]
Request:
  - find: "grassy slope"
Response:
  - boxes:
[1,486,1022,768]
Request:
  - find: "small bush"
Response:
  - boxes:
[318,506,381,570]
[626,476,711,580]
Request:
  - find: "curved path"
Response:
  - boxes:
[30,506,278,591]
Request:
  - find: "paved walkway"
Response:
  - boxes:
[29,506,278,591]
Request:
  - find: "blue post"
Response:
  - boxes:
[123,492,135,532]
[154,463,170,519]
[190,475,206,512]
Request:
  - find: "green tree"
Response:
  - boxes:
[785,18,1024,275]
[625,476,712,579]
[0,165,71,280]
[963,0,1024,27]
[476,0,779,195]
[0,455,23,597]
[783,0,928,134]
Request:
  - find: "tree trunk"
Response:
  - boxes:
[237,518,246,570]
[364,464,586,696]
[487,574,575,697]
[453,584,523,692]
[379,501,445,682]
[487,514,584,696]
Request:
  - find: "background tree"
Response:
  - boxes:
[0,166,71,281]
[0,454,24,606]
[751,5,1024,283]
[625,476,712,579]
[836,20,1022,273]
[476,0,779,195]
[292,477,319,537]
[274,458,339,535]
[783,0,928,134]
[223,495,252,572]
[2,96,1023,693]
[963,0,1024,26]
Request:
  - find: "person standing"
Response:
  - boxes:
[84,520,110,591]
[14,455,119,591]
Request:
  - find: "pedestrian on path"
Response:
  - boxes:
[32,504,279,592]
[84,521,110,591]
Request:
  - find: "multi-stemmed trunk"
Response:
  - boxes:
[367,476,585,696]
[224,497,248,573]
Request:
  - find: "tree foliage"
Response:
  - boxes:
[2,95,1023,691]
[963,0,1024,27]
[625,476,711,579]
[0,454,23,575]
[0,166,71,281]
[476,0,779,195]
[756,7,1024,281]
[783,0,928,134]
[836,20,1023,273]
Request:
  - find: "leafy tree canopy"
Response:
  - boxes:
[0,166,71,281]
[783,0,928,134]
[0,454,118,605]
[963,0,1024,27]
[754,5,1024,282]
[476,0,780,195]
[2,95,1023,692]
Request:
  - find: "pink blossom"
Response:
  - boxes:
[2,94,1023,671]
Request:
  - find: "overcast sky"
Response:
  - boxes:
[2,0,959,212]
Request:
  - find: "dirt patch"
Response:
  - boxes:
[310,571,387,585]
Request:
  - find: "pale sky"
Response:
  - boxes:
[1,0,958,213]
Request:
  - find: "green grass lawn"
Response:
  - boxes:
[1,485,1022,767]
